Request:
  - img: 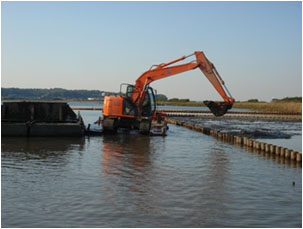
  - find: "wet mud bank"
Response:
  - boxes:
[165,113,302,121]
[166,116,302,165]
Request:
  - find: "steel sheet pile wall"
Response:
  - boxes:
[166,117,302,164]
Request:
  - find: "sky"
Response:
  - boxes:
[1,1,302,101]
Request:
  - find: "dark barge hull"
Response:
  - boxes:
[2,122,84,137]
[1,100,85,137]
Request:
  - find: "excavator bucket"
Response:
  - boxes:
[203,100,232,117]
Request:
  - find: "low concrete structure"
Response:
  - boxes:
[2,100,85,137]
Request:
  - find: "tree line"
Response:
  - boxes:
[1,87,168,101]
[1,88,109,100]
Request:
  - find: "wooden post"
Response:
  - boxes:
[275,146,281,156]
[270,145,276,154]
[280,148,285,157]
[265,144,270,153]
[296,152,302,162]
[284,149,290,159]
[290,151,298,161]
[260,142,265,151]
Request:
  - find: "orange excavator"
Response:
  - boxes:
[102,51,235,134]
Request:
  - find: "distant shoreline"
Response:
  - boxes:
[2,98,301,113]
[1,98,104,103]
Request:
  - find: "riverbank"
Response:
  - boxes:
[157,101,302,113]
[233,101,302,113]
[2,98,301,113]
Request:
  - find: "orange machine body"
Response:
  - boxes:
[103,95,134,119]
[102,51,235,133]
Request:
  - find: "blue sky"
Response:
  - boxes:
[1,1,302,101]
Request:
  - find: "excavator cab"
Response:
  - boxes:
[120,84,156,118]
[141,87,156,117]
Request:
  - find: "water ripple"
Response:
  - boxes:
[2,125,301,227]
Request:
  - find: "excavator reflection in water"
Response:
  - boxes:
[101,134,153,177]
[101,134,155,207]
[102,51,235,134]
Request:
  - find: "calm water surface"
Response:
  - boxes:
[2,110,302,227]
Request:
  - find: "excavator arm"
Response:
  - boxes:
[132,51,235,116]
[194,51,235,116]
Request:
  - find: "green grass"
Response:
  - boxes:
[157,100,302,113]
[157,100,204,107]
[233,102,302,113]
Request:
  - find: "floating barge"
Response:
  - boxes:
[1,100,85,137]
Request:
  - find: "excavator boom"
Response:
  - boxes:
[133,51,234,116]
